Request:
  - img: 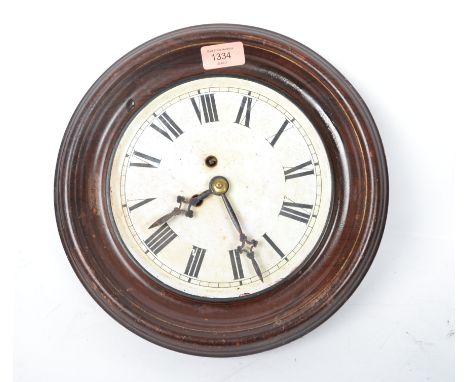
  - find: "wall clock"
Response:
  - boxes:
[55,24,388,356]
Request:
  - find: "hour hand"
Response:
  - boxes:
[148,191,212,229]
[148,196,191,228]
[148,206,184,228]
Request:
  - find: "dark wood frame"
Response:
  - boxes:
[55,24,388,356]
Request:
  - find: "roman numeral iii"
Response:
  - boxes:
[279,201,313,224]
[145,223,177,255]
[151,112,183,141]
[284,160,315,180]
[191,94,219,123]
[235,95,253,127]
[184,246,206,279]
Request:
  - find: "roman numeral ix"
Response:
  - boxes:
[144,223,177,255]
[191,93,218,124]
[279,201,313,224]
[284,160,315,180]
[151,112,183,141]
[184,246,206,280]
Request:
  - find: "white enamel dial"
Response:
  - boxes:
[109,77,332,299]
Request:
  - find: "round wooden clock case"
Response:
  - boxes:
[55,24,388,356]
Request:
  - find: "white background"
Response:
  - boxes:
[3,1,465,381]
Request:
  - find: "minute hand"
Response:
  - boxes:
[221,194,244,237]
[221,194,263,282]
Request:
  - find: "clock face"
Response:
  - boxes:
[109,76,332,299]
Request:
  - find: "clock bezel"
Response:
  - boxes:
[55,24,388,356]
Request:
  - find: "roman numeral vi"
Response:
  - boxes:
[229,249,244,280]
[184,246,206,279]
